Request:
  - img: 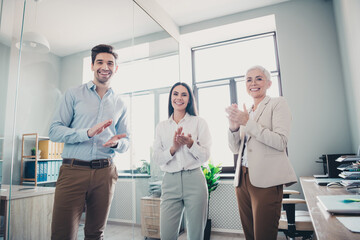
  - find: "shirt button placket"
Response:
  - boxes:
[94,100,103,159]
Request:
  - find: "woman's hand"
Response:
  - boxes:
[170,127,194,155]
[170,127,183,155]
[177,133,194,149]
[226,104,249,131]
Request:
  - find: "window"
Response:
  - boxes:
[197,84,232,169]
[192,32,282,173]
[159,92,170,122]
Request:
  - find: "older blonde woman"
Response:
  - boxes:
[226,65,297,240]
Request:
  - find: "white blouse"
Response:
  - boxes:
[153,113,212,173]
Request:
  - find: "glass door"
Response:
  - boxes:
[0,0,179,239]
[1,0,31,238]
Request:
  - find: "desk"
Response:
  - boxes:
[0,184,55,240]
[300,177,360,240]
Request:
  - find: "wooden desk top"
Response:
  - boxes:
[300,177,360,240]
[0,184,55,200]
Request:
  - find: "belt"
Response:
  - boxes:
[62,158,112,169]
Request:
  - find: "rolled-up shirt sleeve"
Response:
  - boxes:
[188,118,211,165]
[49,90,90,144]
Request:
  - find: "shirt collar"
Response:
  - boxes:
[168,112,190,123]
[86,81,114,95]
[86,81,95,90]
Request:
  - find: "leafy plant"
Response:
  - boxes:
[138,160,150,174]
[201,163,222,219]
[31,147,36,156]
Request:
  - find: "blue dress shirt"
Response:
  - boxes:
[49,81,130,161]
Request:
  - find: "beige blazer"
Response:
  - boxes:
[228,96,297,188]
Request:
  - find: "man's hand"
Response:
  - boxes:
[103,134,127,148]
[87,119,113,138]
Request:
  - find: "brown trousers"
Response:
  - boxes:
[235,166,283,240]
[51,163,118,240]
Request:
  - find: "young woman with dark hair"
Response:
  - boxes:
[153,82,212,240]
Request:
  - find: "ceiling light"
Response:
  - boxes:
[15,0,50,53]
[16,31,50,53]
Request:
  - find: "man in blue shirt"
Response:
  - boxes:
[49,44,130,240]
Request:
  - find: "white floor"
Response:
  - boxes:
[77,221,288,240]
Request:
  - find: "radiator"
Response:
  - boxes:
[209,180,242,233]
[108,179,136,223]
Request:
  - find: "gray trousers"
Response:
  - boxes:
[160,167,208,240]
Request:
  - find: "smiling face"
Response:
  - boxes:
[246,68,272,101]
[91,52,118,85]
[171,85,190,114]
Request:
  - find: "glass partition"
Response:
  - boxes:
[0,0,29,238]
[0,0,179,239]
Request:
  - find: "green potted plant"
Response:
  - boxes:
[201,163,222,240]
[31,147,36,156]
[137,160,150,174]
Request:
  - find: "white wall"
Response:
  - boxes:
[180,0,353,191]
[333,0,360,153]
[59,51,87,93]
[272,0,352,180]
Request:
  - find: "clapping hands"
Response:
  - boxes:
[170,127,194,156]
[87,119,127,148]
[225,103,249,131]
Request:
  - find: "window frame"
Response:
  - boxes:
[118,86,171,171]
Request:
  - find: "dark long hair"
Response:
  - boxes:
[168,82,198,118]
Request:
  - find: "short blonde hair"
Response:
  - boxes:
[246,65,271,81]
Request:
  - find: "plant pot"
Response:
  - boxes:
[204,219,211,240]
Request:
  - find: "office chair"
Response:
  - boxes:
[278,190,314,240]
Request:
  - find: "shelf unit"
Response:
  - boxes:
[20,133,62,186]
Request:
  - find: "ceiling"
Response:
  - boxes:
[1,0,290,57]
[155,0,290,26]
